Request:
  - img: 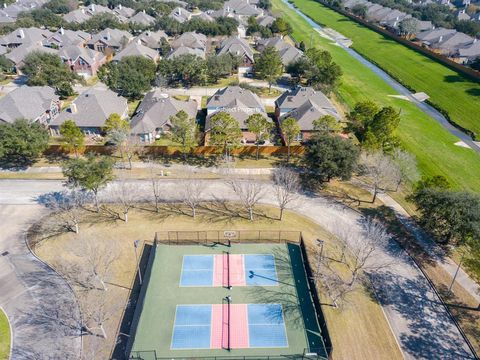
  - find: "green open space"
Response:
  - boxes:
[0,308,10,360]
[291,0,480,137]
[130,243,327,359]
[272,0,480,192]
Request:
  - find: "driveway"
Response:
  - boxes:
[0,179,475,360]
[0,181,81,359]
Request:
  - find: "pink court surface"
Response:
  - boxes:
[214,254,245,287]
[211,304,249,349]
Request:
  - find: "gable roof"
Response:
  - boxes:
[0,85,58,123]
[275,87,337,112]
[5,44,58,65]
[50,87,128,128]
[279,99,340,131]
[458,40,480,58]
[207,86,265,111]
[416,27,457,44]
[222,0,262,16]
[0,27,52,47]
[46,29,91,47]
[257,37,303,65]
[257,15,275,27]
[62,8,90,23]
[112,41,159,62]
[166,45,205,59]
[58,45,106,65]
[113,5,135,19]
[218,36,254,61]
[130,91,197,134]
[171,32,207,50]
[435,32,474,52]
[129,11,156,26]
[87,28,133,48]
[169,7,192,23]
[136,30,168,49]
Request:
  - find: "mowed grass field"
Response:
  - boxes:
[272,0,480,192]
[292,0,480,137]
[0,308,10,360]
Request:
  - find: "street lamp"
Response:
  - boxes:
[448,251,465,294]
[134,239,143,285]
[315,239,324,285]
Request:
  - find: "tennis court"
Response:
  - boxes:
[128,242,328,359]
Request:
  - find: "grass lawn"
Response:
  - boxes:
[127,99,141,117]
[272,0,480,192]
[291,0,480,137]
[0,308,10,360]
[32,204,402,360]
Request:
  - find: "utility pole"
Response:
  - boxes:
[448,251,465,294]
[134,239,143,285]
[315,239,324,286]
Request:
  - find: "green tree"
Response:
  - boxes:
[271,17,291,35]
[59,120,84,157]
[254,46,283,92]
[100,56,156,99]
[413,175,451,192]
[313,115,342,134]
[158,54,208,87]
[351,4,367,18]
[304,49,343,93]
[408,189,480,245]
[208,112,242,160]
[62,155,114,212]
[304,134,359,182]
[104,113,129,134]
[170,110,198,161]
[0,119,49,167]
[280,117,301,163]
[43,0,77,14]
[246,113,273,160]
[399,18,420,39]
[22,52,81,97]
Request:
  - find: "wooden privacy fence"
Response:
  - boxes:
[44,144,306,156]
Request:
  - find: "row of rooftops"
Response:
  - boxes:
[343,0,480,62]
[0,85,340,139]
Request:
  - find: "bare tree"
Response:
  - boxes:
[121,135,144,170]
[147,158,163,213]
[392,148,420,191]
[42,189,89,234]
[180,177,204,218]
[272,167,300,220]
[316,218,391,307]
[228,178,264,221]
[360,152,401,203]
[111,172,140,222]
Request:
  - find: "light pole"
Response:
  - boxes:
[315,239,324,285]
[448,251,465,294]
[134,239,143,285]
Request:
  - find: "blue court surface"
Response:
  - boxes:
[171,305,212,349]
[245,254,279,286]
[248,304,288,348]
[180,255,214,286]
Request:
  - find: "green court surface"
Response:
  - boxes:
[129,243,327,359]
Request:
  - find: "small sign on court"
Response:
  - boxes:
[224,230,238,239]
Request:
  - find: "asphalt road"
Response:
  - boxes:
[0,179,475,360]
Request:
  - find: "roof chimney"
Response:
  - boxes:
[60,27,64,35]
[18,29,25,39]
[70,103,77,113]
[118,4,122,9]
[91,3,95,12]
[439,35,443,42]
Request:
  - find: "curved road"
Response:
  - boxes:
[281,0,480,153]
[0,179,475,360]
[0,181,81,360]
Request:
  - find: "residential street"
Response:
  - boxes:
[0,202,81,360]
[0,179,475,360]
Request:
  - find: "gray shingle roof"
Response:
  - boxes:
[0,27,52,47]
[0,85,58,123]
[87,28,133,49]
[135,30,168,49]
[129,11,156,26]
[257,37,303,65]
[222,0,262,16]
[45,29,91,47]
[171,32,206,50]
[458,40,480,58]
[257,15,275,27]
[58,45,105,65]
[218,36,254,61]
[50,87,128,128]
[113,5,135,19]
[276,87,337,111]
[279,99,340,131]
[206,101,270,131]
[169,7,192,23]
[130,91,197,134]
[167,45,205,59]
[207,86,265,111]
[63,9,90,23]
[112,41,159,62]
[5,44,58,66]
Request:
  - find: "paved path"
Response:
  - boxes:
[376,192,480,303]
[0,179,475,360]
[281,0,480,153]
[0,202,81,360]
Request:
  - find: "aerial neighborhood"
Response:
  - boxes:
[0,0,479,359]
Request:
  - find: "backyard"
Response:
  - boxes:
[272,0,480,192]
[0,308,10,360]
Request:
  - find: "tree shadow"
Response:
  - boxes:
[444,74,469,83]
[466,87,480,97]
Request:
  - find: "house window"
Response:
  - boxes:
[295,132,303,142]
